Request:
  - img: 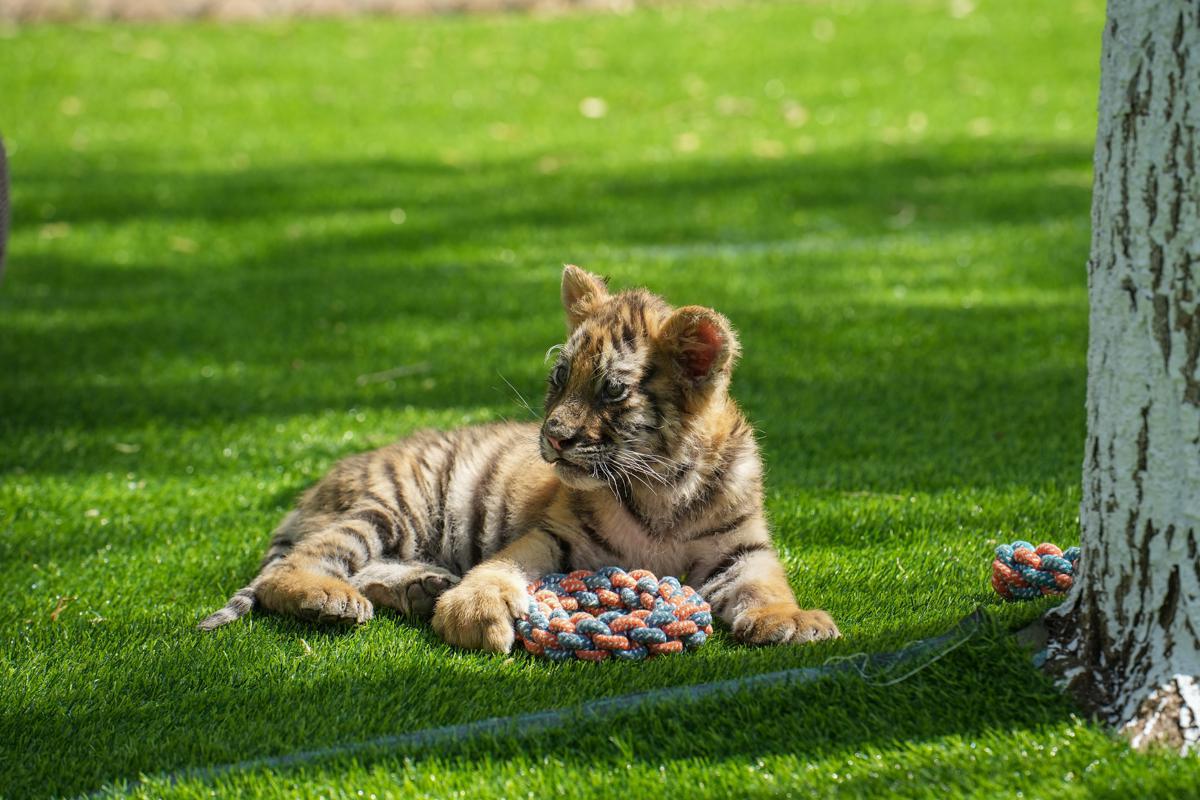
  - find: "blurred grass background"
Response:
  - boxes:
[6,0,1194,797]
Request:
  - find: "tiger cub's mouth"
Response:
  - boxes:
[549,449,600,473]
[552,459,589,476]
[546,445,613,480]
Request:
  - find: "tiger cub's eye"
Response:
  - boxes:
[550,363,568,387]
[601,379,629,403]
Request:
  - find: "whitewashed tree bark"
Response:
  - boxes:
[1044,0,1200,753]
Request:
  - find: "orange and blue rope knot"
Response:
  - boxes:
[991,541,1081,600]
[515,567,714,662]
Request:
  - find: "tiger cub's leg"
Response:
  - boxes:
[433,527,568,652]
[257,563,373,626]
[256,507,392,626]
[350,561,460,620]
[691,517,839,645]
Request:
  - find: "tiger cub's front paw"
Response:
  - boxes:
[430,566,529,652]
[732,603,840,646]
[351,562,460,619]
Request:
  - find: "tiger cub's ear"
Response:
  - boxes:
[658,305,741,389]
[561,265,609,329]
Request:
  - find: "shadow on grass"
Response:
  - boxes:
[0,609,1070,796]
[1,140,1089,490]
[2,615,1071,799]
[0,291,1084,485]
[11,140,1088,237]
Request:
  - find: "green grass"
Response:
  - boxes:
[4,0,1197,796]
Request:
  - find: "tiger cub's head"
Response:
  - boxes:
[540,265,741,492]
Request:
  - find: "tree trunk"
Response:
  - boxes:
[1044,0,1200,753]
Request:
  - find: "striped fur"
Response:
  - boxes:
[199,266,839,650]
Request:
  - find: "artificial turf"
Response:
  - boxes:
[3,0,1198,796]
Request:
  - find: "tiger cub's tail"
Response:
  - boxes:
[198,582,258,631]
[198,512,300,631]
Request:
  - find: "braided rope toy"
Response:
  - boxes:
[991,541,1081,600]
[515,567,713,662]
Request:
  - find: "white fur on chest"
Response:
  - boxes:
[588,499,691,577]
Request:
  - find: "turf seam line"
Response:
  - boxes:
[83,612,983,798]
[821,624,976,687]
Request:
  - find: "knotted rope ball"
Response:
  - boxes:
[515,567,713,662]
[991,541,1080,600]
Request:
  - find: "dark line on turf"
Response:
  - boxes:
[88,614,984,798]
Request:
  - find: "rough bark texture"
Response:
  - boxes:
[1044,0,1200,754]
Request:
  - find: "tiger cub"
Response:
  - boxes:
[199,266,839,651]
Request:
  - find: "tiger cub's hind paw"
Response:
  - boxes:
[258,569,374,626]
